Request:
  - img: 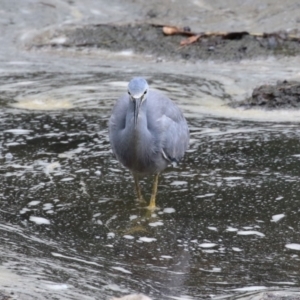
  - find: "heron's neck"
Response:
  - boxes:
[126,99,148,144]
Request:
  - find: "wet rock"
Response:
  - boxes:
[230,80,300,109]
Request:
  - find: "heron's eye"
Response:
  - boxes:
[143,90,147,95]
[128,91,131,95]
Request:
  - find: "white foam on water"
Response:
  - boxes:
[45,284,69,290]
[148,221,164,227]
[75,168,89,173]
[207,226,218,231]
[119,50,134,56]
[271,213,285,222]
[232,247,243,252]
[4,129,32,134]
[11,97,74,110]
[104,283,130,293]
[44,162,61,175]
[200,267,221,273]
[51,252,103,267]
[139,237,157,243]
[107,232,115,239]
[29,216,50,225]
[224,177,243,181]
[163,208,176,214]
[237,230,265,237]
[170,181,188,186]
[231,286,267,292]
[199,243,217,248]
[226,226,238,232]
[268,281,296,285]
[285,243,300,250]
[60,177,74,182]
[196,193,215,198]
[123,235,135,240]
[27,200,41,206]
[50,37,67,44]
[111,266,132,274]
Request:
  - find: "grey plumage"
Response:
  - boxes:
[109,77,189,209]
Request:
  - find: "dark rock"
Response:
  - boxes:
[230,80,300,109]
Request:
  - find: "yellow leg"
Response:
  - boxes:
[134,174,145,202]
[147,174,159,210]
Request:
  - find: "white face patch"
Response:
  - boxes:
[128,89,148,101]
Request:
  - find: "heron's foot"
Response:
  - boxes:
[145,197,160,211]
[145,204,160,211]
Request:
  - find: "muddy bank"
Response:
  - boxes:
[230,80,300,109]
[0,291,13,300]
[29,23,300,61]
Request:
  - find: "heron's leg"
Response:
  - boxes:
[148,173,159,210]
[133,174,145,202]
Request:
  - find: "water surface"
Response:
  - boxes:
[1,69,300,299]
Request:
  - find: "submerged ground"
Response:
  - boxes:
[1,1,300,299]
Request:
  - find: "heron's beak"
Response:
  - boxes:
[133,97,142,126]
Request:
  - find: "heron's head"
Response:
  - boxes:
[127,77,149,126]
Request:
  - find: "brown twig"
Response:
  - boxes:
[160,24,300,46]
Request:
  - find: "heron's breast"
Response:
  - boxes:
[126,132,164,173]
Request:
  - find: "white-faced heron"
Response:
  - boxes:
[109,77,189,209]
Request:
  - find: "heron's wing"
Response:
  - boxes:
[160,113,189,162]
[148,90,189,162]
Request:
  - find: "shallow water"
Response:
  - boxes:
[1,66,300,299]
